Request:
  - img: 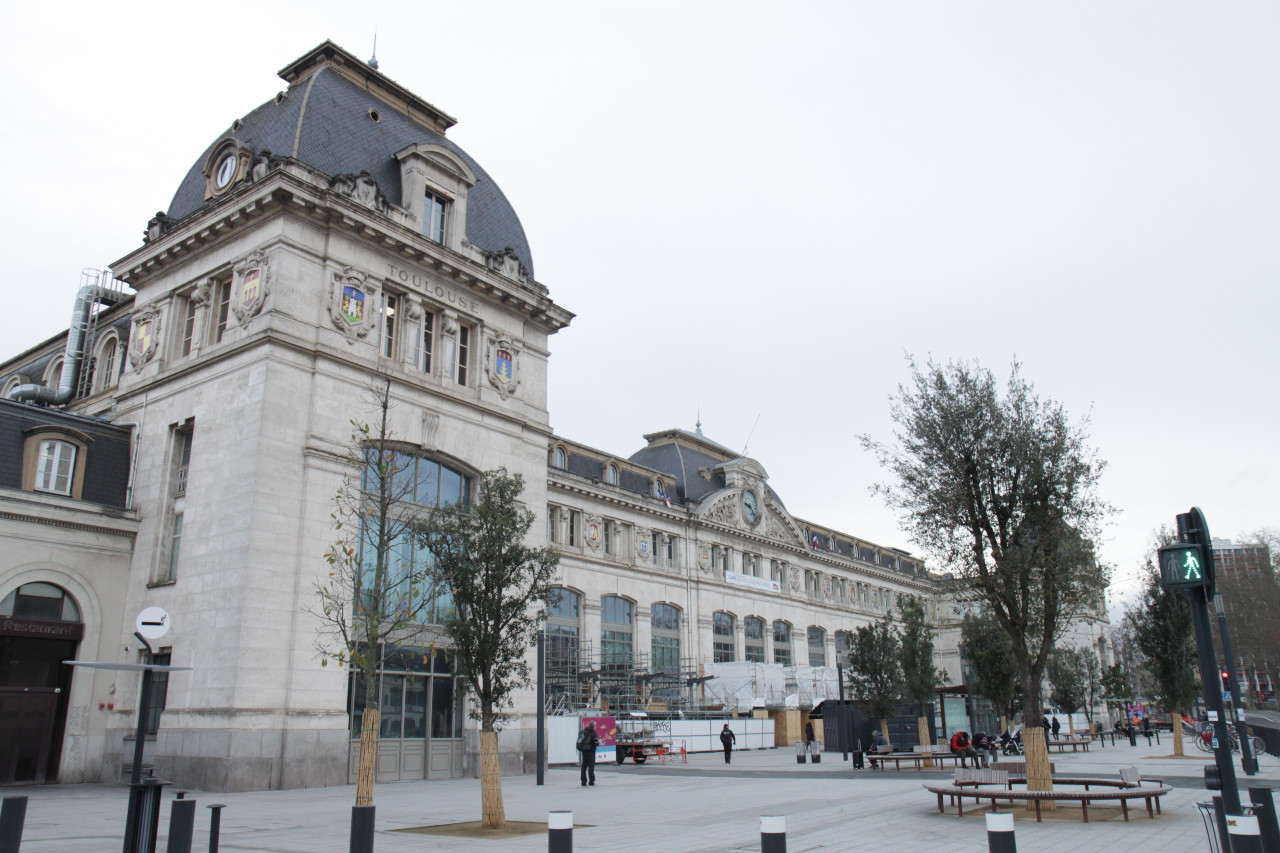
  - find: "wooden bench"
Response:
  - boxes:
[924,774,1171,823]
[869,745,964,771]
[1047,738,1091,753]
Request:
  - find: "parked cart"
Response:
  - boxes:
[615,726,670,764]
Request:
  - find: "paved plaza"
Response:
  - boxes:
[7,737,1274,852]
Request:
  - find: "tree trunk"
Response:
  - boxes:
[1172,708,1185,756]
[355,706,379,806]
[880,719,891,748]
[479,729,505,829]
[1000,714,1009,736]
[1023,724,1053,810]
[1068,715,1075,737]
[917,716,933,768]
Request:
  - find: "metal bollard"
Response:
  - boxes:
[986,813,1016,853]
[1226,812,1264,853]
[548,810,572,853]
[206,804,226,853]
[165,797,196,853]
[1248,788,1280,853]
[760,815,786,853]
[350,805,375,853]
[0,796,27,853]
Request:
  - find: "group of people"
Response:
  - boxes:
[949,730,999,768]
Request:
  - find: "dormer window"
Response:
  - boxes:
[424,191,447,243]
[552,446,567,469]
[604,464,618,485]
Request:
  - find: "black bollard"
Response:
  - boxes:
[350,805,375,853]
[0,796,27,853]
[1226,812,1264,853]
[1248,788,1280,852]
[760,815,786,853]
[986,813,1016,853]
[165,798,196,853]
[548,810,572,853]
[206,804,226,853]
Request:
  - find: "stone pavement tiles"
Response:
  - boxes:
[7,738,1271,852]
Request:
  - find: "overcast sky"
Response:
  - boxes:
[3,1,1275,616]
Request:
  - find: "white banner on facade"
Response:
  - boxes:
[724,571,781,593]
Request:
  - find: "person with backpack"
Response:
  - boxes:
[577,721,599,787]
[720,723,737,764]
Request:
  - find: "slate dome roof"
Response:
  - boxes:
[165,47,535,277]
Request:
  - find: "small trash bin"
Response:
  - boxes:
[809,742,822,764]
[795,742,806,764]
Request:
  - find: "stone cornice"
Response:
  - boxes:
[113,170,573,335]
[0,508,138,539]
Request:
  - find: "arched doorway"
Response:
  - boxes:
[0,582,83,783]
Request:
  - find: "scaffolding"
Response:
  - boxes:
[544,635,708,715]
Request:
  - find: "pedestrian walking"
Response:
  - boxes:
[1051,716,1061,739]
[804,721,815,747]
[577,721,599,787]
[720,723,737,764]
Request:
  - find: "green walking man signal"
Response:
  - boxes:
[1158,543,1209,589]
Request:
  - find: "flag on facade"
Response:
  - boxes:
[810,532,821,549]
[657,483,672,508]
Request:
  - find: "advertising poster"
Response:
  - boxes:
[584,715,617,762]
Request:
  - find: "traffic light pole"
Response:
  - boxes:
[1215,594,1258,776]
[1186,583,1242,814]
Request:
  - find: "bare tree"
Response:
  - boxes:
[1216,528,1280,709]
[309,377,438,806]
[862,357,1112,795]
[414,468,559,829]
[1048,647,1090,737]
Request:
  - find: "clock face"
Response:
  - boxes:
[743,490,759,523]
[214,153,238,189]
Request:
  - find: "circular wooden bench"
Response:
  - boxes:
[923,777,1172,823]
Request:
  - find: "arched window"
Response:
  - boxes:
[552,446,567,469]
[601,596,633,666]
[43,356,65,390]
[651,603,681,674]
[834,630,852,666]
[744,616,766,662]
[773,621,792,665]
[0,582,81,622]
[93,335,121,393]
[604,464,618,485]
[713,612,735,663]
[1,376,19,398]
[546,588,582,702]
[807,626,826,667]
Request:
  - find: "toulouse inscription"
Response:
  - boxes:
[386,263,479,314]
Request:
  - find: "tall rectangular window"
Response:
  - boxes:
[414,310,435,373]
[379,294,397,358]
[179,299,197,357]
[454,326,470,386]
[603,521,612,555]
[168,513,184,579]
[424,191,447,243]
[214,278,232,342]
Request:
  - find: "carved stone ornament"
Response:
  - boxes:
[329,266,378,341]
[704,496,738,526]
[585,517,602,551]
[143,211,175,244]
[823,578,834,600]
[330,170,390,215]
[231,251,271,325]
[484,246,529,282]
[636,529,653,561]
[249,149,283,183]
[128,306,162,368]
[421,410,440,450]
[485,338,521,400]
[765,513,789,541]
[697,543,712,573]
[191,279,212,307]
[789,573,801,594]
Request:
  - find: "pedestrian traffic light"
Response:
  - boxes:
[1158,543,1208,589]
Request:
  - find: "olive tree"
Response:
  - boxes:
[898,596,945,758]
[414,468,559,829]
[863,357,1111,794]
[1131,540,1198,757]
[847,611,902,743]
[960,609,1021,734]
